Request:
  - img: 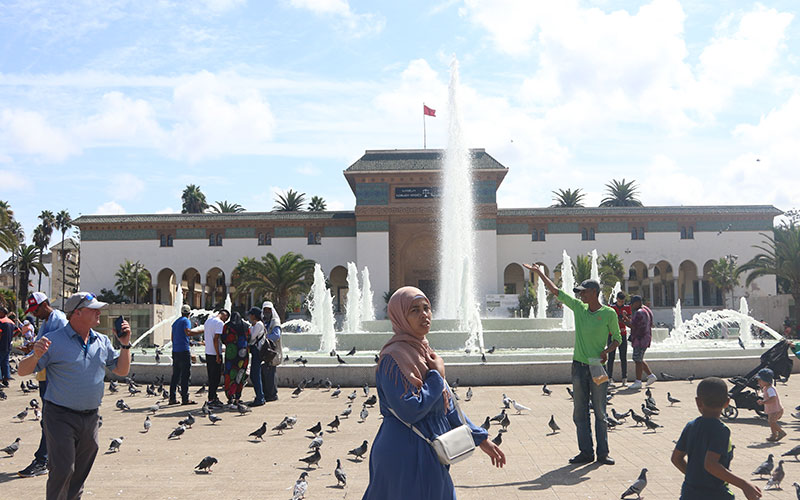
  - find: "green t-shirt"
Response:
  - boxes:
[558,289,622,364]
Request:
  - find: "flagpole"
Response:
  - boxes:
[423,102,427,149]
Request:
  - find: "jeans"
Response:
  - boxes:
[606,335,628,380]
[205,354,222,402]
[571,360,609,458]
[35,382,48,463]
[262,364,278,401]
[249,346,265,404]
[170,351,191,402]
[0,350,10,380]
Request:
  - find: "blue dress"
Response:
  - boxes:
[362,357,488,500]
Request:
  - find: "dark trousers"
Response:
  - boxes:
[262,365,278,401]
[170,351,191,402]
[606,334,628,380]
[35,382,48,463]
[43,402,100,500]
[249,346,265,404]
[205,354,222,402]
[0,350,10,380]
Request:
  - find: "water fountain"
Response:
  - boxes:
[561,250,575,330]
[308,264,337,352]
[360,267,375,323]
[528,306,535,319]
[673,299,683,330]
[343,262,362,333]
[537,277,547,319]
[609,281,622,305]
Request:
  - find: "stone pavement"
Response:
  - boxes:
[2,373,800,499]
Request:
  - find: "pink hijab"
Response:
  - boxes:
[379,287,446,402]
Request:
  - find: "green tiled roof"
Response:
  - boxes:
[498,206,781,217]
[74,211,356,225]
[345,149,507,172]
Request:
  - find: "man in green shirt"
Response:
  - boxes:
[525,263,621,465]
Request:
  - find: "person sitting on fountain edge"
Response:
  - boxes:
[524,263,621,466]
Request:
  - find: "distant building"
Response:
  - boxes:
[49,237,80,308]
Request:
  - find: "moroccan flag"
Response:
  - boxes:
[423,105,436,117]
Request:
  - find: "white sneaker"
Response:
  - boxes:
[629,380,642,390]
[646,373,657,386]
[621,378,628,387]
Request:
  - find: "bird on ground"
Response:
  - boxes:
[630,409,645,426]
[667,393,680,406]
[249,422,267,441]
[128,384,141,396]
[620,468,648,499]
[334,459,347,487]
[374,354,380,363]
[322,378,333,390]
[307,421,322,435]
[1,438,20,456]
[116,399,131,411]
[752,454,774,478]
[500,413,510,432]
[328,416,340,432]
[512,400,530,414]
[330,350,336,357]
[606,415,620,430]
[146,385,157,397]
[566,387,574,399]
[108,381,118,393]
[782,445,800,461]
[687,374,696,383]
[548,415,560,434]
[659,372,678,381]
[452,378,460,390]
[645,387,652,397]
[364,394,377,407]
[26,380,39,390]
[309,432,324,450]
[0,388,6,400]
[294,356,307,365]
[208,413,222,424]
[502,394,511,408]
[331,385,341,398]
[360,405,369,422]
[641,404,659,418]
[29,398,39,409]
[487,346,496,354]
[347,390,357,401]
[13,408,28,422]
[341,405,352,418]
[143,416,151,433]
[349,440,369,460]
[236,402,251,415]
[643,417,662,432]
[481,353,487,363]
[346,346,356,356]
[200,401,210,416]
[299,449,321,468]
[107,437,123,453]
[738,336,746,349]
[612,409,630,422]
[195,456,217,473]
[761,339,766,348]
[362,383,369,396]
[465,388,473,401]
[481,417,491,431]
[337,355,347,365]
[492,433,502,446]
[195,384,206,395]
[491,409,506,423]
[20,382,30,394]
[542,384,551,396]
[284,415,297,428]
[793,482,800,499]
[168,425,186,440]
[98,415,103,428]
[292,386,303,397]
[766,460,785,490]
[292,472,309,499]
[179,413,196,429]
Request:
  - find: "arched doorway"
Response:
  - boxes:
[329,265,348,313]
[181,268,201,309]
[678,260,699,306]
[399,231,437,305]
[652,260,675,307]
[503,263,524,295]
[156,268,176,305]
[137,269,153,304]
[702,260,723,307]
[205,268,226,309]
[627,261,649,304]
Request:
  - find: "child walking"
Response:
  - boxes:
[755,368,785,442]
[671,377,761,500]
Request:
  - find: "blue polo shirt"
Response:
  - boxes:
[34,323,119,411]
[171,316,192,352]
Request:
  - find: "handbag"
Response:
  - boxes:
[388,385,476,465]
[258,337,279,365]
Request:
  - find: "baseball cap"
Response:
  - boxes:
[573,279,600,294]
[25,292,49,314]
[181,304,191,314]
[64,292,107,315]
[756,368,774,384]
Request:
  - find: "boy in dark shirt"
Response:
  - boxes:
[671,377,761,499]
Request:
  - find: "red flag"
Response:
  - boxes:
[423,105,436,117]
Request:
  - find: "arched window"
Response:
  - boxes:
[258,233,265,245]
[216,234,223,246]
[539,229,546,241]
[688,227,694,239]
[209,233,215,246]
[589,228,595,240]
[532,230,539,242]
[167,235,173,247]
[638,227,645,239]
[265,232,272,245]
[581,228,588,240]
[680,227,687,239]
[315,232,322,245]
[160,234,167,247]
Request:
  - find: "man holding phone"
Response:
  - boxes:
[18,292,131,499]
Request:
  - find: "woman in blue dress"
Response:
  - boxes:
[362,286,506,500]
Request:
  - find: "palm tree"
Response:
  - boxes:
[738,222,800,329]
[599,252,625,298]
[554,254,592,286]
[208,201,245,213]
[599,179,643,207]
[551,188,586,208]
[273,189,306,212]
[114,260,151,303]
[707,256,739,309]
[3,245,47,306]
[232,251,315,318]
[32,225,52,292]
[181,184,209,214]
[0,200,15,252]
[54,210,72,309]
[308,196,327,212]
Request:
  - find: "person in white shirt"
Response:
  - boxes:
[199,310,228,406]
[245,307,267,407]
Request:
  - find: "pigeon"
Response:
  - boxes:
[346,346,356,356]
[492,433,502,446]
[292,386,303,397]
[360,406,369,422]
[179,413,195,429]
[766,460,785,489]
[309,432,323,450]
[107,437,123,453]
[341,405,352,418]
[362,383,369,396]
[109,381,118,393]
[620,468,648,499]
[782,445,800,461]
[29,398,39,409]
[294,356,307,365]
[542,384,552,396]
[26,380,39,390]
[364,394,377,407]
[500,413,511,431]
[1,438,20,456]
[738,336,746,349]
[502,394,511,408]
[168,425,186,440]
[292,472,309,499]
[334,458,347,487]
[491,409,506,423]
[146,385,157,397]
[128,384,141,396]
[195,456,217,473]
[348,440,369,460]
[195,384,206,395]
[116,399,131,411]
[752,454,774,478]
[643,417,662,432]
[236,402,251,415]
[337,355,346,365]
[452,378,460,390]
[612,408,630,422]
[487,345,496,354]
[330,349,337,357]
[33,408,42,421]
[481,416,491,430]
[284,415,297,428]
[659,372,678,381]
[548,415,560,434]
[512,400,530,414]
[299,449,321,468]
[143,416,151,433]
[630,409,645,426]
[328,416,340,431]
[148,401,162,414]
[465,387,473,401]
[13,408,28,422]
[98,415,103,429]
[331,385,341,398]
[323,378,333,390]
[566,387,574,399]
[641,404,658,418]
[606,415,620,429]
[249,422,267,441]
[481,353,487,363]
[0,388,6,400]
[666,392,680,406]
[687,374,695,383]
[307,421,322,435]
[20,382,30,393]
[761,339,766,348]
[272,419,289,434]
[347,390,357,401]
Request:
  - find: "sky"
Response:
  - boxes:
[1,0,799,246]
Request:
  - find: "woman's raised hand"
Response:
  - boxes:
[479,439,506,468]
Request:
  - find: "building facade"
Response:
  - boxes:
[74,149,781,320]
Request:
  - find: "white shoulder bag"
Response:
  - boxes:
[388,385,476,465]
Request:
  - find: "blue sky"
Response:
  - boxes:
[1,0,799,246]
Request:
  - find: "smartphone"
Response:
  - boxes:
[114,316,125,338]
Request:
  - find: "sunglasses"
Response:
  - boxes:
[70,293,96,313]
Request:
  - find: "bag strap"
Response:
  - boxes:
[387,382,465,447]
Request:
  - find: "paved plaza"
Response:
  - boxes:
[2,373,800,499]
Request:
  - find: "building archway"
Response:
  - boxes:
[627,261,649,304]
[156,268,176,305]
[205,268,226,309]
[329,265,348,313]
[652,260,675,307]
[678,260,699,306]
[702,260,723,307]
[398,230,437,305]
[503,263,525,295]
[181,268,201,309]
[137,269,153,304]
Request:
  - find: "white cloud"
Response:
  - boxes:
[0,108,80,162]
[155,206,178,214]
[296,164,321,176]
[108,173,146,201]
[75,91,164,147]
[289,0,385,37]
[0,169,30,192]
[197,0,246,13]
[95,201,126,215]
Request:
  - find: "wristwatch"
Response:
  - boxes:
[120,344,131,349]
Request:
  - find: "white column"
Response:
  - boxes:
[698,277,704,307]
[152,288,157,304]
[673,279,679,306]
[201,285,206,310]
[648,280,654,306]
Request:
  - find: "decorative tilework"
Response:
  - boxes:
[647,221,678,232]
[474,180,497,204]
[356,220,389,232]
[497,223,529,235]
[225,227,256,238]
[323,226,357,237]
[547,222,580,234]
[175,228,206,239]
[355,183,389,206]
[597,221,629,233]
[82,229,158,241]
[477,219,497,230]
[696,219,773,232]
[275,226,305,237]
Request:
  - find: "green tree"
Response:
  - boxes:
[232,251,315,319]
[599,179,643,207]
[54,210,72,309]
[738,222,800,329]
[0,200,16,252]
[114,260,151,303]
[308,196,327,212]
[208,200,245,213]
[707,256,739,309]
[551,188,586,208]
[274,189,306,212]
[599,252,626,298]
[517,281,536,314]
[554,254,592,286]
[2,244,47,305]
[181,184,209,214]
[32,225,51,292]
